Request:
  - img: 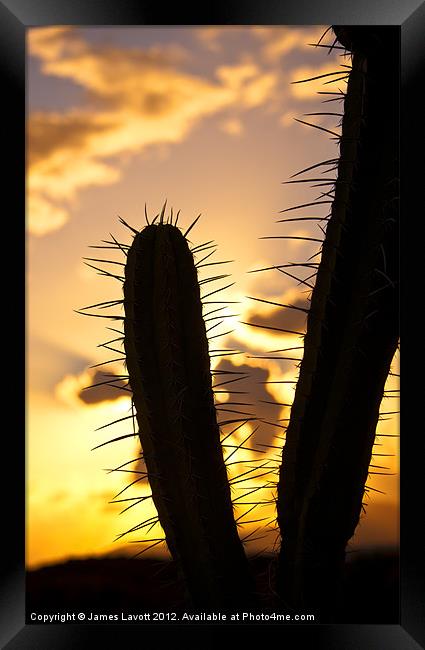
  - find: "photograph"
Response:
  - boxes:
[1,1,422,646]
[26,23,399,624]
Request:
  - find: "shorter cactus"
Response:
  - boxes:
[122,214,254,609]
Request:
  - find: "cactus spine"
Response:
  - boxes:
[276,26,399,616]
[123,220,253,609]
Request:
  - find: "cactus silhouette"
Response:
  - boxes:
[121,213,254,609]
[81,25,399,618]
[275,25,399,616]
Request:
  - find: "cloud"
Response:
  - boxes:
[289,61,350,100]
[216,357,276,417]
[255,26,326,62]
[240,287,310,340]
[28,112,113,168]
[78,370,128,405]
[27,27,278,236]
[55,367,128,406]
[246,265,295,299]
[214,357,290,447]
[27,108,121,235]
[28,26,79,62]
[27,26,347,236]
[241,72,277,108]
[27,195,70,236]
[246,295,309,336]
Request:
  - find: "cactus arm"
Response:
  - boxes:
[123,222,253,609]
[276,26,399,614]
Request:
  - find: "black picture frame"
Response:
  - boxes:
[1,0,422,646]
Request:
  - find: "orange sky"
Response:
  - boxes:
[27,26,399,570]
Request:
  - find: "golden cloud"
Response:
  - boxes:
[290,61,350,100]
[27,195,69,236]
[27,28,279,236]
[28,26,80,62]
[256,26,326,62]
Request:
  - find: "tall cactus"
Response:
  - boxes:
[275,26,399,616]
[122,218,254,609]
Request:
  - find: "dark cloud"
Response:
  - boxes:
[28,114,113,167]
[214,357,289,449]
[247,297,309,335]
[221,335,260,355]
[141,91,175,115]
[78,369,128,404]
[128,356,288,477]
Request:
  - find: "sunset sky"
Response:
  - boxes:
[27,25,399,570]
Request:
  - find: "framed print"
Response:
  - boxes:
[0,0,422,647]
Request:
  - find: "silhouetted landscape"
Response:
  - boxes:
[27,548,398,624]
